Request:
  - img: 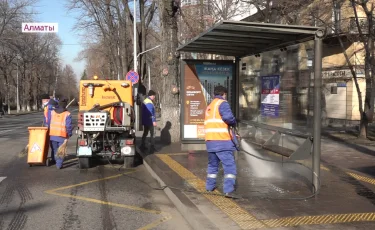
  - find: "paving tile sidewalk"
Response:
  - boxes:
[136,129,375,230]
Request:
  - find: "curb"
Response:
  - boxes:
[136,147,219,230]
[5,111,41,117]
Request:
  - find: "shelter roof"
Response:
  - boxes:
[177,20,325,57]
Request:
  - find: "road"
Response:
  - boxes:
[0,109,191,230]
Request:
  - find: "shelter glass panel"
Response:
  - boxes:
[238,42,316,133]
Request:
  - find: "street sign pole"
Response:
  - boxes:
[126,70,140,131]
[133,0,140,132]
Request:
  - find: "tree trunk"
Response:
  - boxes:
[350,0,375,139]
[121,6,129,75]
[159,0,180,143]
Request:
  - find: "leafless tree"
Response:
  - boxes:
[67,0,158,82]
[56,64,79,101]
[0,0,66,112]
[157,0,180,142]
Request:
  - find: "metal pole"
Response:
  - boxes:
[16,57,19,113]
[118,23,120,80]
[118,45,120,80]
[312,34,323,194]
[133,0,139,131]
[235,57,240,117]
[133,0,137,72]
[148,64,151,90]
[136,45,161,59]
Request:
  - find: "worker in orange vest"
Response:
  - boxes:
[204,86,239,198]
[48,98,73,169]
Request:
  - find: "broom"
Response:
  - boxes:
[56,139,68,158]
[55,98,75,158]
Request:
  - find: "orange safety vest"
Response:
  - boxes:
[49,111,70,138]
[204,98,232,141]
[44,106,48,123]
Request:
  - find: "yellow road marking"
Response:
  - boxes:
[45,170,172,229]
[321,165,330,171]
[263,212,375,227]
[165,153,189,156]
[347,172,375,186]
[46,190,162,214]
[157,154,266,229]
[46,172,130,192]
[159,153,375,229]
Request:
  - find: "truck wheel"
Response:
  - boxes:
[123,156,135,168]
[78,157,91,169]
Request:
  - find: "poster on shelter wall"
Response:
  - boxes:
[182,61,234,140]
[261,75,280,117]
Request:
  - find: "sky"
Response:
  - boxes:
[32,0,251,79]
[34,0,85,79]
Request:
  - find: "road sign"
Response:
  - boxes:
[126,70,139,84]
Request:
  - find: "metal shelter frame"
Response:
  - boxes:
[177,20,326,194]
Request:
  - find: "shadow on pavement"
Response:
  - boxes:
[351,165,375,178]
[323,132,375,157]
[322,161,375,206]
[137,120,175,157]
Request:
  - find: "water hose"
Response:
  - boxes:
[232,126,320,200]
[101,123,319,200]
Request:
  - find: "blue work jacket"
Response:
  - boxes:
[205,95,239,152]
[142,97,156,126]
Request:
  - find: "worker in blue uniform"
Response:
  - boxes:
[47,98,73,169]
[204,86,239,198]
[43,98,58,165]
[141,90,157,152]
[43,98,58,126]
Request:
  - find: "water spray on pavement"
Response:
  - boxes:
[240,139,283,179]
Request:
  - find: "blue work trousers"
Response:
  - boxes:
[206,150,237,193]
[51,140,64,169]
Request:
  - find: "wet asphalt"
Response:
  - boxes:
[0,108,191,230]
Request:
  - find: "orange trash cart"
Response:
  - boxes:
[27,127,50,167]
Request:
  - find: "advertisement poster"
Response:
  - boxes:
[261,75,280,117]
[183,61,234,140]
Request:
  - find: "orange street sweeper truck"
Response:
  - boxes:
[76,75,138,169]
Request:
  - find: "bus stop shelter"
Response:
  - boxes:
[177,20,326,194]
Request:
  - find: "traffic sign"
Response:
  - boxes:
[126,70,139,84]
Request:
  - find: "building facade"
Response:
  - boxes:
[238,0,372,128]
